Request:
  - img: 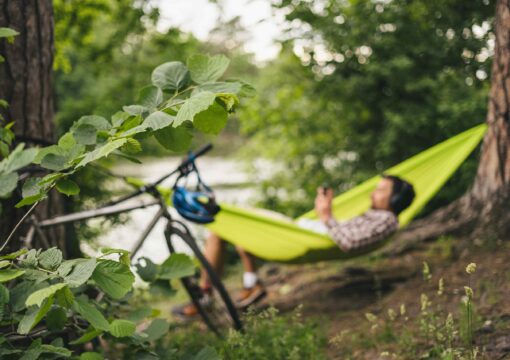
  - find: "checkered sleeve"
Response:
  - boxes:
[325,211,399,252]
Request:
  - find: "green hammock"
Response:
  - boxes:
[206,124,487,264]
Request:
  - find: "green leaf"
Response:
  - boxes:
[17,296,54,334]
[111,111,131,127]
[33,145,65,164]
[0,269,25,282]
[151,61,190,92]
[39,344,72,357]
[0,248,27,260]
[25,283,67,307]
[0,144,37,173]
[58,132,76,150]
[70,327,103,345]
[92,259,134,299]
[20,341,73,360]
[191,347,221,360]
[100,247,130,266]
[22,269,49,283]
[121,137,142,154]
[41,153,67,171]
[158,254,195,280]
[142,111,175,131]
[77,138,128,168]
[56,179,80,196]
[154,122,193,151]
[19,249,38,267]
[174,91,216,127]
[80,352,104,360]
[0,27,19,39]
[126,306,153,323]
[138,85,163,109]
[46,307,67,331]
[187,54,230,84]
[123,105,149,116]
[10,281,48,312]
[22,177,42,198]
[0,283,9,303]
[149,279,175,297]
[216,93,240,112]
[193,101,228,135]
[38,247,63,270]
[141,318,169,342]
[194,81,243,95]
[56,286,74,308]
[109,319,136,338]
[73,124,97,145]
[135,257,158,282]
[73,296,110,331]
[0,260,9,269]
[0,141,9,157]
[0,171,18,197]
[73,115,111,131]
[15,193,46,207]
[62,258,97,287]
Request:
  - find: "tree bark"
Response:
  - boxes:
[0,0,75,256]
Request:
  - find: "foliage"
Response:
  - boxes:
[241,0,494,216]
[159,307,327,360]
[0,30,250,355]
[0,247,198,359]
[0,54,249,210]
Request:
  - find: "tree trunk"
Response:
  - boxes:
[472,0,510,200]
[0,0,77,256]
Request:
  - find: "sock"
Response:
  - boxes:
[243,272,258,289]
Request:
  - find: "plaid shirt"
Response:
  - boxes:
[325,209,399,251]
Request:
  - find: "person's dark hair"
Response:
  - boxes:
[382,175,416,215]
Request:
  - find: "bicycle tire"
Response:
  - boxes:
[164,223,243,335]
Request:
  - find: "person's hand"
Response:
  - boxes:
[314,187,334,223]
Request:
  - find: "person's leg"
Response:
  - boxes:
[200,232,226,289]
[237,246,256,273]
[235,246,266,308]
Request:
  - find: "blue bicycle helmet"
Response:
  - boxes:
[172,159,220,224]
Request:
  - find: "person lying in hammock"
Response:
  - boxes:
[174,175,415,318]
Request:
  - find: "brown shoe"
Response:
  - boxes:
[172,290,212,319]
[235,283,267,309]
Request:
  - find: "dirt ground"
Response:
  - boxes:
[249,237,510,359]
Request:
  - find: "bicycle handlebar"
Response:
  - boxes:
[104,143,213,207]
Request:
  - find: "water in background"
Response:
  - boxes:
[82,156,266,264]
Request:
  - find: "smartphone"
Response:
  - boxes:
[321,183,331,195]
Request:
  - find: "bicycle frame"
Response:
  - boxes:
[24,196,168,260]
[21,143,214,260]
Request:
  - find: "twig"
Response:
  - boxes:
[0,201,40,253]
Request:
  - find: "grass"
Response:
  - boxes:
[155,307,327,360]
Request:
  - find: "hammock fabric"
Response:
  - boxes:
[206,124,487,264]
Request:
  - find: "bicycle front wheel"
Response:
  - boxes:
[164,222,242,336]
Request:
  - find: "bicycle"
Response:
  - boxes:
[21,144,242,337]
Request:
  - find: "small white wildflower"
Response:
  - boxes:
[365,312,378,323]
[400,304,406,316]
[437,277,444,296]
[422,261,432,281]
[387,308,396,321]
[421,293,430,311]
[466,263,477,274]
[464,286,474,298]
